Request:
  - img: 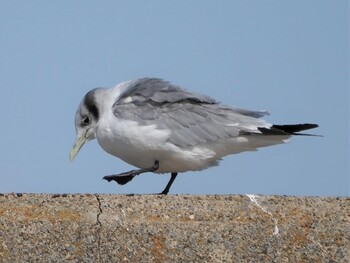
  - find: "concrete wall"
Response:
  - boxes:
[0,194,348,262]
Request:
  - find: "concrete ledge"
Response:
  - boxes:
[0,194,348,262]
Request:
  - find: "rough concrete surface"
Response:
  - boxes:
[0,194,348,262]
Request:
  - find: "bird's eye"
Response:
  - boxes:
[82,116,90,126]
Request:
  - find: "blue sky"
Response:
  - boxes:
[0,1,348,196]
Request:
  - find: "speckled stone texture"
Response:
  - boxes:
[0,194,348,262]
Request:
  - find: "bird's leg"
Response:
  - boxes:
[160,173,178,195]
[103,160,159,185]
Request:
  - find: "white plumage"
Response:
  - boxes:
[70,78,318,194]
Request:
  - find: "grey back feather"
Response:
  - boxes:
[116,78,216,105]
[113,78,270,147]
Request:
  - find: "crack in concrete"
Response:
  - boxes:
[95,194,103,263]
[246,194,279,236]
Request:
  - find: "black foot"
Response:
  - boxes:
[103,173,135,185]
[103,161,160,186]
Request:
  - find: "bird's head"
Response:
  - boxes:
[69,89,100,161]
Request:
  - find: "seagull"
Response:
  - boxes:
[70,78,318,194]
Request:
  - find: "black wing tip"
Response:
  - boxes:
[270,123,318,135]
[273,123,318,132]
[258,123,319,136]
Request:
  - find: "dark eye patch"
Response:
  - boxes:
[82,116,90,126]
[84,90,99,120]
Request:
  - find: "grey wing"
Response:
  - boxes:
[113,78,271,147]
[115,78,217,105]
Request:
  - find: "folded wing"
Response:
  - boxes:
[113,78,272,147]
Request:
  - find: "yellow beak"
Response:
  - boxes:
[69,134,88,161]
